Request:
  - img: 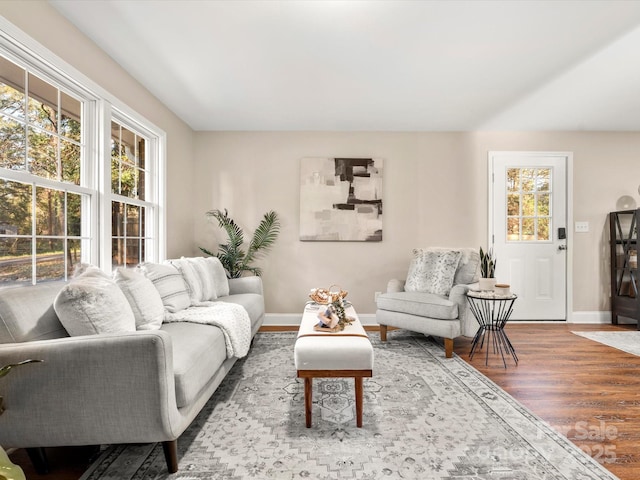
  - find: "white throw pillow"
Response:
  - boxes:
[167,258,205,304]
[204,256,230,298]
[405,249,462,296]
[113,267,164,330]
[54,269,136,336]
[139,262,191,313]
[187,257,217,301]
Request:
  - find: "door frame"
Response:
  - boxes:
[487,151,574,322]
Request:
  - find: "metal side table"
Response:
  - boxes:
[466,291,518,368]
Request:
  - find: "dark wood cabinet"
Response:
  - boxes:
[610,209,639,326]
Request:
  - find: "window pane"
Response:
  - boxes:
[522,193,535,216]
[507,217,519,241]
[112,201,125,237]
[28,74,57,133]
[126,238,140,265]
[35,187,64,236]
[0,114,26,170]
[538,218,550,241]
[507,193,519,216]
[60,92,81,142]
[537,168,550,192]
[0,237,31,284]
[507,168,519,192]
[120,161,137,198]
[67,192,82,236]
[67,238,81,277]
[126,204,140,236]
[537,193,550,216]
[521,169,535,192]
[522,218,535,240]
[0,179,31,235]
[36,238,64,281]
[0,56,25,120]
[112,238,124,268]
[28,128,58,179]
[61,138,80,185]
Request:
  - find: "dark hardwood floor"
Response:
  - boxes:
[9,323,640,479]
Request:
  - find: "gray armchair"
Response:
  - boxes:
[376,248,480,357]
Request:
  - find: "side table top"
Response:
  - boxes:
[467,290,517,300]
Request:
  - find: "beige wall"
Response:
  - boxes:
[0,1,196,257]
[194,131,640,317]
[4,2,639,318]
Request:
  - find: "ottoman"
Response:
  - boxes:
[294,304,374,427]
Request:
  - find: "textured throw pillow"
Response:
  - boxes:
[452,248,480,285]
[405,249,462,296]
[187,257,217,301]
[54,269,136,336]
[167,258,205,304]
[204,256,230,298]
[113,267,164,330]
[139,262,191,313]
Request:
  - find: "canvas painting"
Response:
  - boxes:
[300,157,383,241]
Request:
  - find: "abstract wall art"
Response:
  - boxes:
[300,157,383,241]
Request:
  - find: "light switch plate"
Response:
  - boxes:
[575,221,589,233]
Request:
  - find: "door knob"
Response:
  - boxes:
[558,245,567,251]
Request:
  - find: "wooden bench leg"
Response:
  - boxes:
[304,377,313,428]
[162,440,178,473]
[380,324,387,341]
[355,377,363,427]
[444,338,453,358]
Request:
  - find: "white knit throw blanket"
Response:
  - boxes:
[164,302,252,359]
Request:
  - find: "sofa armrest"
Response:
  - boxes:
[449,283,480,337]
[228,276,263,296]
[386,279,406,293]
[0,330,182,447]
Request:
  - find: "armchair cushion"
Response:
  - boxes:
[405,249,462,296]
[376,291,458,320]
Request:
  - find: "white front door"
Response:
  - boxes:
[490,152,569,320]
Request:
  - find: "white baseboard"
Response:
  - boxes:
[264,313,377,326]
[568,311,612,324]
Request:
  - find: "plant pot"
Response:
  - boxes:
[479,277,497,291]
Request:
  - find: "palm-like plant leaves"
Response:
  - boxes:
[200,209,280,278]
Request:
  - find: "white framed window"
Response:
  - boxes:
[0,22,165,285]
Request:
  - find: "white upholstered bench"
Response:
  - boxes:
[294,304,374,427]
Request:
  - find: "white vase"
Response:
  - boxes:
[479,277,497,291]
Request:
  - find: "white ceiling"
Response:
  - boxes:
[50,0,640,132]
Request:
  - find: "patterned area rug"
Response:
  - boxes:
[80,331,617,480]
[573,330,640,357]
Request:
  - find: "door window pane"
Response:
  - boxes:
[506,167,552,242]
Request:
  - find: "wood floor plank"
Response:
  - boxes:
[9,323,640,479]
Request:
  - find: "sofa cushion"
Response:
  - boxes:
[376,291,458,320]
[161,322,228,408]
[187,257,217,301]
[139,263,191,313]
[113,267,164,330]
[205,257,230,298]
[405,249,462,296]
[54,269,136,336]
[167,258,205,304]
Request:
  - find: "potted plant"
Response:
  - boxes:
[479,246,497,291]
[0,359,42,480]
[200,209,281,278]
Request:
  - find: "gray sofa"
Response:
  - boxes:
[376,248,480,357]
[0,270,264,474]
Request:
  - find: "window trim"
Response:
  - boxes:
[0,17,166,281]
